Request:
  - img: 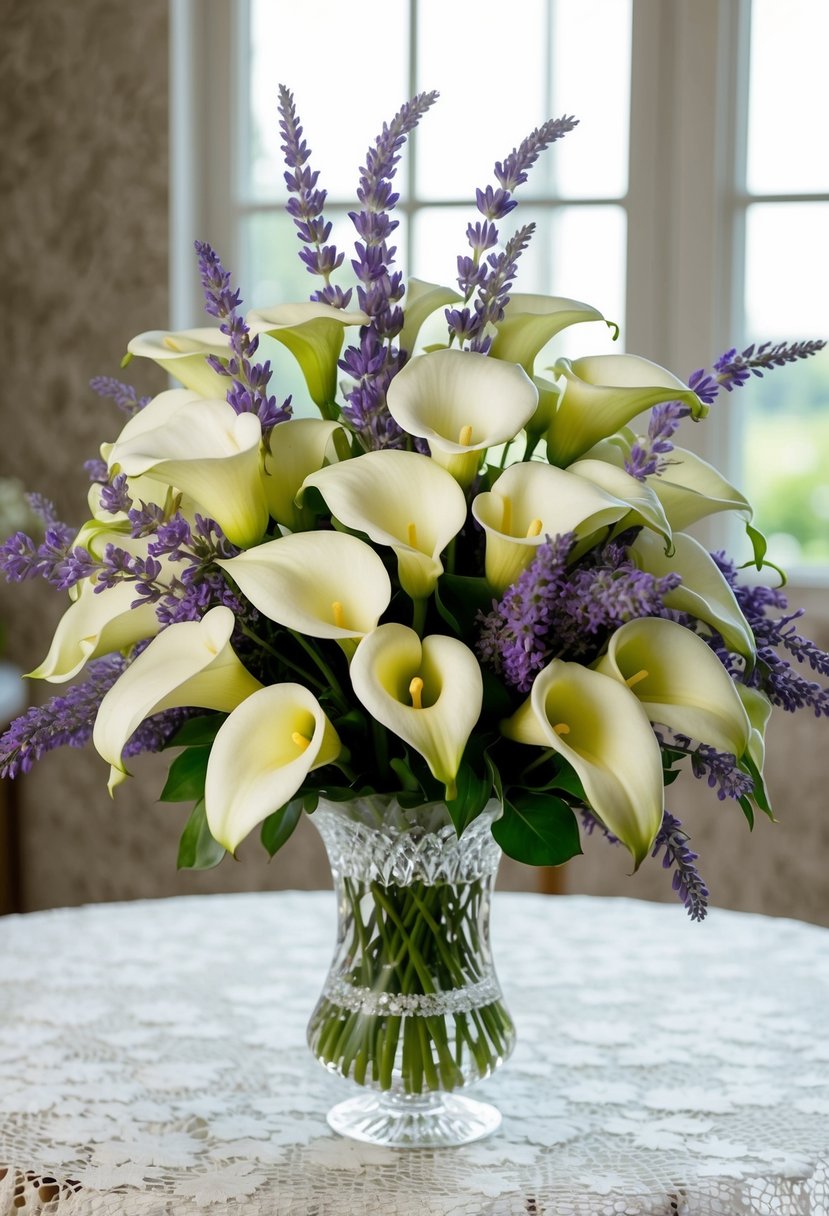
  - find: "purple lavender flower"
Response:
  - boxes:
[651,810,709,921]
[669,734,756,801]
[0,516,96,592]
[84,458,109,484]
[25,494,60,526]
[712,339,826,394]
[99,474,133,516]
[468,223,537,355]
[89,376,151,416]
[625,400,690,480]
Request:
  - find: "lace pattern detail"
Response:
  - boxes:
[1,892,828,1215]
[321,973,503,1017]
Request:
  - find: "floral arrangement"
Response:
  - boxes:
[2,88,827,925]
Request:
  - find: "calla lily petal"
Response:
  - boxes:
[350,624,483,798]
[527,375,564,438]
[247,303,369,408]
[630,530,756,662]
[647,445,752,531]
[595,617,750,757]
[204,683,340,853]
[490,293,606,374]
[501,659,664,866]
[398,278,462,357]
[93,605,262,781]
[471,461,629,592]
[736,684,773,777]
[567,458,672,547]
[300,450,468,599]
[127,329,231,397]
[263,417,349,529]
[108,398,268,548]
[385,349,538,486]
[547,355,706,467]
[216,531,391,640]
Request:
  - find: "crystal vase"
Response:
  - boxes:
[307,795,516,1148]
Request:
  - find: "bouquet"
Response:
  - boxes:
[2,86,827,928]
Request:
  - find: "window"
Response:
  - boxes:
[172,0,829,578]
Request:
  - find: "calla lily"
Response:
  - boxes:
[630,530,756,662]
[28,578,161,684]
[646,445,753,531]
[93,605,262,786]
[398,278,461,358]
[526,376,564,439]
[736,684,773,778]
[300,450,467,599]
[350,624,483,799]
[501,659,664,867]
[204,683,341,853]
[489,293,607,374]
[385,349,538,486]
[471,461,630,592]
[567,458,672,548]
[216,531,391,642]
[595,617,750,757]
[108,398,268,548]
[127,329,231,398]
[546,355,707,468]
[263,417,349,529]
[247,302,369,411]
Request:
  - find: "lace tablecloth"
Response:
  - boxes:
[0,892,827,1215]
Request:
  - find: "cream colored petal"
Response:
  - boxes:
[93,605,262,778]
[350,624,483,797]
[127,328,232,397]
[501,659,664,866]
[471,460,629,592]
[595,616,750,757]
[567,458,672,547]
[736,684,773,775]
[630,530,756,662]
[398,278,462,357]
[263,417,348,528]
[109,399,268,548]
[204,683,340,853]
[527,375,564,437]
[648,445,752,531]
[216,531,391,639]
[547,355,706,467]
[300,450,468,599]
[247,303,369,408]
[490,293,606,374]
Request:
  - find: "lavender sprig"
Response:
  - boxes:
[277,85,350,308]
[468,223,536,355]
[669,734,756,802]
[89,376,151,416]
[195,240,291,435]
[650,810,709,921]
[624,400,690,479]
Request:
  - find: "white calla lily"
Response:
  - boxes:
[501,659,664,867]
[647,445,752,531]
[567,458,672,548]
[108,398,268,548]
[595,617,750,757]
[263,417,349,529]
[526,375,564,439]
[385,349,538,486]
[216,531,391,642]
[736,684,773,777]
[630,530,756,662]
[247,302,369,410]
[350,624,483,798]
[398,278,461,357]
[93,605,262,786]
[300,450,467,599]
[204,683,341,853]
[547,355,706,467]
[490,293,607,374]
[127,328,231,397]
[471,461,629,592]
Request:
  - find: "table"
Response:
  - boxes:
[1,893,827,1215]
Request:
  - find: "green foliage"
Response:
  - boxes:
[261,797,305,858]
[492,791,582,866]
[164,714,226,749]
[177,801,225,870]
[159,746,211,803]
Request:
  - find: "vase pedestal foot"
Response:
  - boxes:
[326,1090,502,1148]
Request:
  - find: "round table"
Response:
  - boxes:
[0,893,827,1215]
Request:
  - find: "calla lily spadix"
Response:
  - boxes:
[93,605,262,789]
[471,460,631,593]
[489,293,608,375]
[595,617,751,758]
[385,348,538,487]
[126,328,232,398]
[501,659,664,867]
[108,398,268,549]
[204,683,341,854]
[397,278,461,358]
[246,302,369,412]
[546,355,707,468]
[350,624,483,799]
[263,417,349,530]
[567,458,673,549]
[216,531,392,642]
[300,450,467,600]
[630,529,756,663]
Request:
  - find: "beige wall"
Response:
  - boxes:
[0,4,826,923]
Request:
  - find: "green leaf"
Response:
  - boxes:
[435,573,493,636]
[164,713,226,749]
[261,797,304,858]
[485,752,504,810]
[740,752,775,820]
[389,757,422,792]
[744,521,768,570]
[159,746,211,803]
[446,761,493,836]
[738,794,755,830]
[177,801,225,870]
[663,767,683,787]
[493,792,583,866]
[545,762,588,803]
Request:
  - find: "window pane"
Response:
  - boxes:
[747,0,829,195]
[247,1,409,201]
[739,203,829,567]
[551,0,631,198]
[549,206,627,357]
